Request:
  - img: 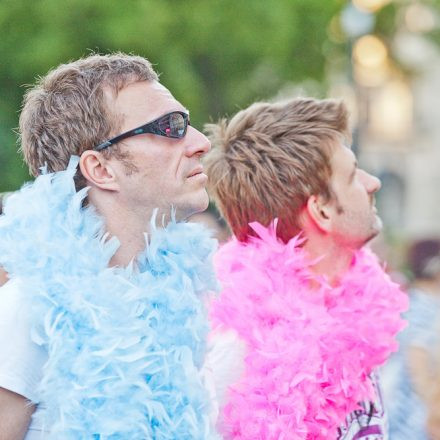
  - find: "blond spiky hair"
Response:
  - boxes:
[204,98,350,242]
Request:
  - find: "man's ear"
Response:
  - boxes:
[305,194,332,232]
[79,150,119,191]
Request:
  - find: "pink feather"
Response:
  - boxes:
[211,222,408,439]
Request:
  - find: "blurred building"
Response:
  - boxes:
[332,0,440,240]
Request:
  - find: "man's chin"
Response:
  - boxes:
[177,194,210,222]
[373,215,383,234]
[363,217,383,245]
[192,192,210,215]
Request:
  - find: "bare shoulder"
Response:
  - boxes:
[0,387,34,440]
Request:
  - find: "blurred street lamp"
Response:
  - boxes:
[353,34,387,67]
[369,79,413,141]
[353,34,390,87]
[338,1,414,150]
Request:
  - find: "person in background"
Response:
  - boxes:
[386,239,440,440]
[427,366,440,439]
[204,97,408,439]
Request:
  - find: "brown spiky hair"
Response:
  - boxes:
[204,98,351,242]
[19,52,158,188]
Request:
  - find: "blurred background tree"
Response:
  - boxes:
[0,0,343,190]
[1,0,439,225]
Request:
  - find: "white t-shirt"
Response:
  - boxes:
[0,278,47,439]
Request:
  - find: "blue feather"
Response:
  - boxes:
[0,157,220,439]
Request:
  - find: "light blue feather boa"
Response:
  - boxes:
[0,157,220,439]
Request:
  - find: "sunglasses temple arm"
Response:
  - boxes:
[94,141,112,151]
[94,130,140,151]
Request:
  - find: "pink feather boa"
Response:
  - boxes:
[211,222,408,439]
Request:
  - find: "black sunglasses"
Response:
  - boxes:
[94,111,190,151]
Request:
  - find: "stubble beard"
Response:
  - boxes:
[337,205,383,248]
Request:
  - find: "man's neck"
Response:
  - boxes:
[88,189,155,268]
[106,215,149,268]
[303,234,356,286]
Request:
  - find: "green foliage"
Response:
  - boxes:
[0,0,344,191]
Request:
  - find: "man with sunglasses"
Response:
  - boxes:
[0,53,219,439]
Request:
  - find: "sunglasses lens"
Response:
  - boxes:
[169,112,186,137]
[159,112,186,138]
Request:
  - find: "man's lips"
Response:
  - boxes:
[187,166,204,178]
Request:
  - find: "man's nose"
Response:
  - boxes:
[185,126,211,157]
[364,170,382,194]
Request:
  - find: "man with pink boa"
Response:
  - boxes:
[203,98,408,439]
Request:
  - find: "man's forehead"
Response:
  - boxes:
[330,142,357,168]
[143,80,174,98]
[112,80,188,125]
[144,81,189,114]
[116,81,177,105]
